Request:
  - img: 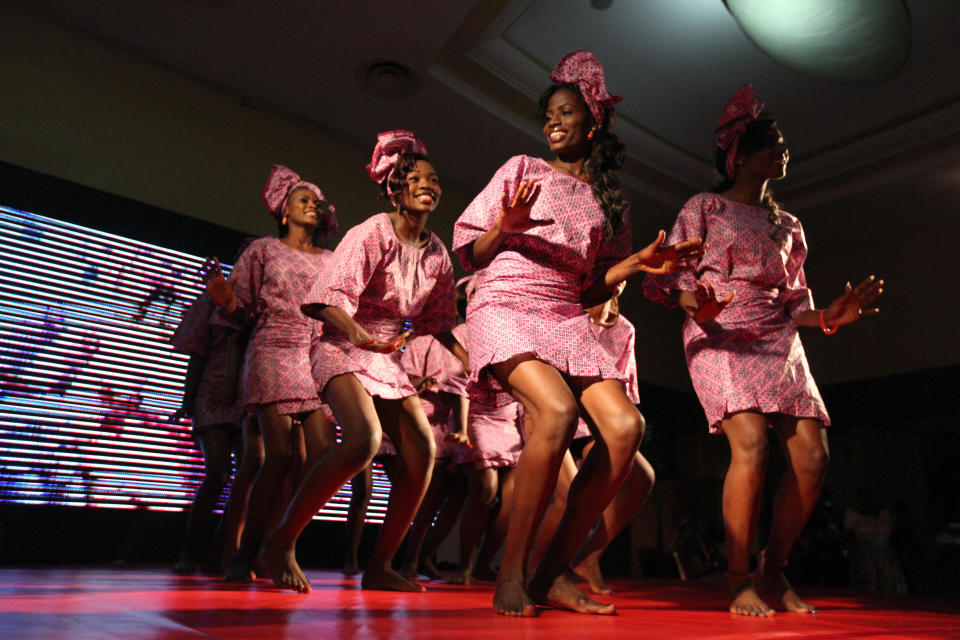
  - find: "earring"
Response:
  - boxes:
[281,215,288,225]
[587,126,598,140]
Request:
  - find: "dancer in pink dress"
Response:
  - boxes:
[643,86,883,616]
[258,131,468,593]
[169,292,243,575]
[204,165,338,583]
[530,283,655,595]
[398,321,470,580]
[453,50,703,616]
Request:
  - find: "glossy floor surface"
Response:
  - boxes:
[1,567,958,639]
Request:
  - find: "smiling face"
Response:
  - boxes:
[737,124,789,181]
[398,159,441,214]
[283,187,322,227]
[542,86,592,158]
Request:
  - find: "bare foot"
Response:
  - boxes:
[530,572,615,615]
[446,570,471,586]
[757,564,816,614]
[362,567,425,592]
[493,578,537,617]
[258,547,311,594]
[472,565,498,582]
[572,559,613,595]
[343,556,360,576]
[171,558,196,576]
[420,558,443,581]
[729,582,774,617]
[223,558,254,584]
[399,561,419,581]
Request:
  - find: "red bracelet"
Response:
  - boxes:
[818,310,838,335]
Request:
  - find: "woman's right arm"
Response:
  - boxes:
[468,178,548,268]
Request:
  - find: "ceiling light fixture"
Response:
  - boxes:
[356,61,419,99]
[724,0,911,83]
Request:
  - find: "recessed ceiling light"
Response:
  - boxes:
[725,0,911,83]
[356,61,419,99]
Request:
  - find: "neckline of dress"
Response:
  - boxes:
[714,194,772,211]
[379,212,431,249]
[274,236,327,255]
[532,156,590,185]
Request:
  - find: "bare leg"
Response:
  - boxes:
[720,411,773,616]
[344,464,373,575]
[756,416,828,614]
[361,395,435,592]
[401,461,453,580]
[225,405,296,583]
[220,414,262,570]
[259,374,381,592]
[572,448,655,594]
[474,466,515,581]
[490,357,579,617]
[448,465,498,585]
[418,463,467,579]
[173,425,233,574]
[527,379,643,615]
[529,450,578,573]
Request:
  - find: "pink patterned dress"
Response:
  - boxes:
[453,399,524,471]
[401,323,469,458]
[453,155,632,406]
[302,213,457,401]
[573,315,640,439]
[643,193,830,432]
[171,293,242,433]
[220,236,331,414]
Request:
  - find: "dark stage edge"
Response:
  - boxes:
[0,567,958,639]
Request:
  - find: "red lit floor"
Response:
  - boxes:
[0,567,958,639]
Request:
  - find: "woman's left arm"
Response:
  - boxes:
[793,275,884,331]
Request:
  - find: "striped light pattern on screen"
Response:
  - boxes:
[0,205,388,523]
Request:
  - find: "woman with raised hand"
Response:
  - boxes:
[203,165,338,584]
[258,131,468,594]
[643,86,883,616]
[453,50,703,617]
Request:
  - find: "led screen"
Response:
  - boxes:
[0,205,388,523]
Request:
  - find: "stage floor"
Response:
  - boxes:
[0,567,957,639]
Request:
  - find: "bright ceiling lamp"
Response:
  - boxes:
[724,0,911,82]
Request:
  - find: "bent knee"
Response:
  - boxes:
[601,411,645,453]
[535,398,579,432]
[729,434,770,471]
[796,443,830,478]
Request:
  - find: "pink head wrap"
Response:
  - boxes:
[366,130,429,197]
[715,85,765,179]
[262,164,337,237]
[549,49,623,126]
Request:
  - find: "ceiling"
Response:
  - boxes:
[14,0,960,211]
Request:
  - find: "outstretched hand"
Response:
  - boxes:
[495,178,552,234]
[201,257,236,310]
[822,275,884,328]
[356,329,413,354]
[608,231,705,282]
[680,280,735,323]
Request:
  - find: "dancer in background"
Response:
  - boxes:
[453,50,703,616]
[204,165,338,583]
[169,291,243,575]
[258,131,468,594]
[643,86,883,616]
[398,321,470,581]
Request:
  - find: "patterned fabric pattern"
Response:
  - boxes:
[715,85,765,179]
[452,155,632,406]
[573,314,640,438]
[170,294,242,430]
[452,399,523,470]
[642,193,830,432]
[365,130,428,195]
[304,213,457,400]
[216,236,331,412]
[400,323,469,458]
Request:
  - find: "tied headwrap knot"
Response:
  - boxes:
[366,130,428,197]
[262,165,338,239]
[549,49,622,126]
[715,85,765,179]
